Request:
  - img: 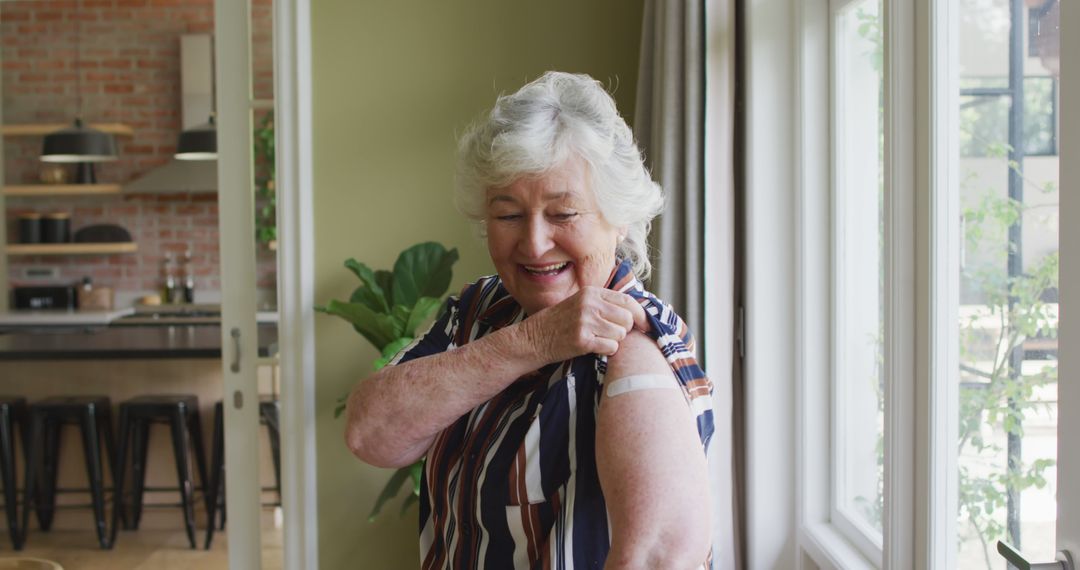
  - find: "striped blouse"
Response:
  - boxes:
[389,259,715,569]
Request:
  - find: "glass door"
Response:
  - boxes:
[937,0,1073,567]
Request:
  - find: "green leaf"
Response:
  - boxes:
[391,243,459,309]
[375,270,394,306]
[399,492,418,517]
[405,297,442,336]
[320,299,399,349]
[390,305,411,337]
[374,337,414,370]
[368,467,413,522]
[409,460,424,495]
[344,259,390,314]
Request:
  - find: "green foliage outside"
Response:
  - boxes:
[316,242,460,520]
[957,153,1058,567]
[254,111,276,246]
[852,7,1059,568]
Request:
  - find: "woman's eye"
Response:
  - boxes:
[494,214,522,221]
[550,212,578,222]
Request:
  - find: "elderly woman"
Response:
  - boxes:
[345,71,715,569]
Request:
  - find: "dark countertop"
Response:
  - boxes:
[0,323,278,361]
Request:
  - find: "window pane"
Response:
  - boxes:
[834,0,884,541]
[957,0,1060,568]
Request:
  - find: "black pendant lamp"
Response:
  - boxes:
[175,115,217,161]
[40,118,118,183]
[39,0,118,182]
[40,118,118,163]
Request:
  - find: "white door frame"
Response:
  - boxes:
[217,0,319,567]
[215,0,263,566]
[274,0,320,567]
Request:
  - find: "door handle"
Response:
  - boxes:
[997,541,1075,570]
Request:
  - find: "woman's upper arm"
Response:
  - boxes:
[596,331,711,569]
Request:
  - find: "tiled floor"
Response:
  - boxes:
[2,510,283,570]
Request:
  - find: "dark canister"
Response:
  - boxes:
[42,212,71,243]
[17,212,42,244]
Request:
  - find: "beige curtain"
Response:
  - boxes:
[635,0,742,567]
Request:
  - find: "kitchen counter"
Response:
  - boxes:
[0,307,135,326]
[0,323,277,360]
[0,307,278,326]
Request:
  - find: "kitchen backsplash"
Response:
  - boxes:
[2,0,275,297]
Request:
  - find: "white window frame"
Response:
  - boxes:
[913,0,960,567]
[791,0,917,567]
[828,0,886,560]
[758,0,1068,567]
[791,0,879,565]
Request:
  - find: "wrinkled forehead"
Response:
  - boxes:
[485,157,594,207]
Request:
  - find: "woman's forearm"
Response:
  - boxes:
[344,317,551,468]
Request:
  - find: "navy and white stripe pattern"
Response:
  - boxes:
[390,259,715,569]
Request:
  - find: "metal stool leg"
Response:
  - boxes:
[111,405,131,544]
[38,419,61,531]
[79,410,109,549]
[188,408,209,508]
[169,408,197,549]
[0,407,22,549]
[130,418,150,529]
[21,412,45,547]
[261,402,282,501]
[204,402,224,550]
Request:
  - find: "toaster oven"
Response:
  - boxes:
[12,285,78,310]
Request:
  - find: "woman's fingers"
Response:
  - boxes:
[626,298,649,331]
[596,301,635,332]
[531,288,651,362]
[597,290,649,333]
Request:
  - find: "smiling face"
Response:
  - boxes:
[485,156,623,315]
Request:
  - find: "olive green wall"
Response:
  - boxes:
[311,1,645,567]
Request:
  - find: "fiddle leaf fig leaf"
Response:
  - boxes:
[392,243,459,309]
[368,466,413,522]
[318,300,398,349]
[374,337,414,371]
[409,460,424,495]
[405,297,442,337]
[344,259,390,314]
[399,491,418,517]
[390,305,411,338]
[375,270,395,306]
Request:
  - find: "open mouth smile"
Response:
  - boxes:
[520,262,571,277]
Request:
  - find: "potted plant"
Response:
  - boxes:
[317,241,459,519]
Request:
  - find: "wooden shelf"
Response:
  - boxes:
[3,184,123,197]
[1,123,134,137]
[6,242,138,256]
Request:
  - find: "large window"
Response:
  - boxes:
[955,0,1060,567]
[833,0,885,559]
[795,0,1067,568]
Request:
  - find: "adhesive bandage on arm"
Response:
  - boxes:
[603,373,688,404]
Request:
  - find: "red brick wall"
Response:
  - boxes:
[2,0,276,298]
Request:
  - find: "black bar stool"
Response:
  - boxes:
[111,395,208,550]
[204,397,281,550]
[0,397,29,550]
[22,395,115,550]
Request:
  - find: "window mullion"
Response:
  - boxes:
[913,0,960,568]
[882,0,916,567]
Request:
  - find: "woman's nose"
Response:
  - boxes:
[519,218,554,258]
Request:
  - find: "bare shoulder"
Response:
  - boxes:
[607,331,670,378]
